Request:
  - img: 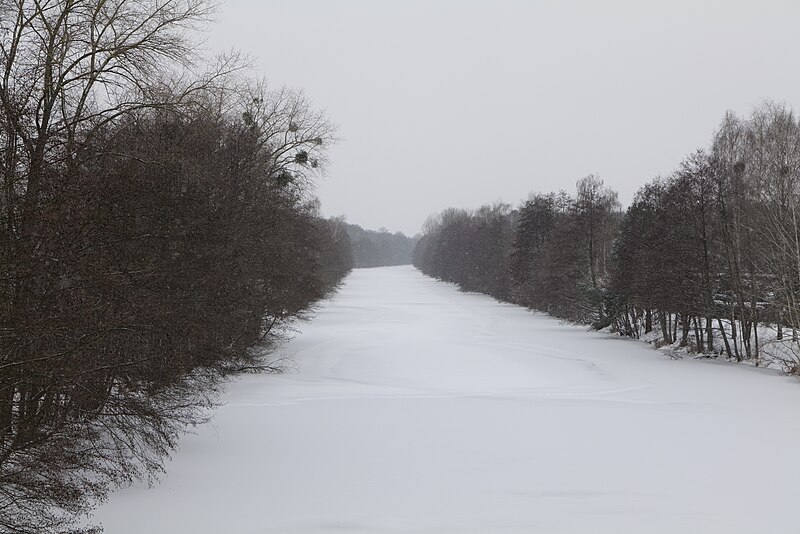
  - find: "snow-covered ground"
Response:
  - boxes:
[93,266,800,533]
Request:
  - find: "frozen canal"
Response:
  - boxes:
[95,266,800,533]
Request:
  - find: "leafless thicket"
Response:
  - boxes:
[415,175,619,324]
[414,102,800,369]
[0,1,351,532]
[609,104,800,364]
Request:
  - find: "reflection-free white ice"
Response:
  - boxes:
[94,266,800,533]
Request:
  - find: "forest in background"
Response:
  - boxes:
[0,1,352,532]
[414,102,800,373]
[346,224,417,268]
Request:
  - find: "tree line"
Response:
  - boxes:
[414,102,800,373]
[346,224,417,268]
[0,1,351,532]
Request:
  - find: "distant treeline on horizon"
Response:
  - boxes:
[346,223,418,268]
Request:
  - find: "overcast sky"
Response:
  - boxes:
[207,0,800,236]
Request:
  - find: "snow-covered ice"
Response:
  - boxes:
[94,266,800,533]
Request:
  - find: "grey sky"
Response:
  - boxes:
[207,0,800,236]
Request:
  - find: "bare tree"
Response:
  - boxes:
[0,2,222,531]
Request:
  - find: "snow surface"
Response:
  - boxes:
[94,266,800,533]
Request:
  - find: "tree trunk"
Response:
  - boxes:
[718,318,733,359]
[693,316,702,353]
[753,310,760,365]
[731,309,741,361]
[672,313,678,344]
[741,319,752,359]
[680,314,690,347]
[660,311,671,344]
